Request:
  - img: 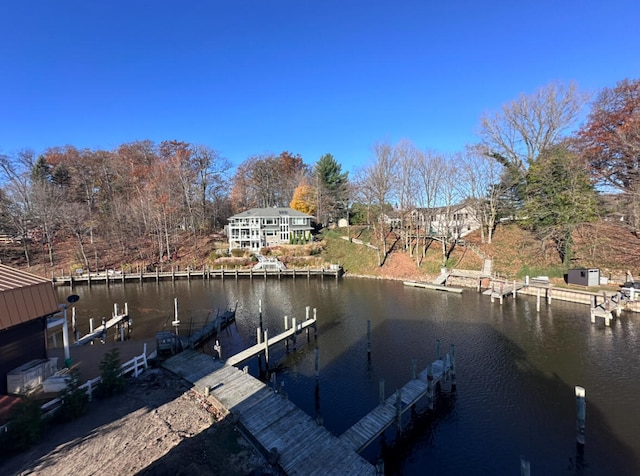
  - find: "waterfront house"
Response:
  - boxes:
[227,207,314,252]
[0,265,59,395]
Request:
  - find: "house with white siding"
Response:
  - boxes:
[227,207,314,252]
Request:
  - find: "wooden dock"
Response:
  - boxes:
[225,316,317,367]
[162,349,375,475]
[403,280,463,294]
[484,281,525,302]
[52,265,343,288]
[73,304,130,346]
[339,352,454,453]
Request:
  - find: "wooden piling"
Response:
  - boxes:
[536,288,541,312]
[575,386,586,445]
[450,344,456,387]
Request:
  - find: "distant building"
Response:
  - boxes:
[227,207,314,252]
[409,204,481,239]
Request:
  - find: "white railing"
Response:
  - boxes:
[39,344,149,419]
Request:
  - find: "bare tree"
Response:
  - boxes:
[459,147,504,243]
[413,150,446,265]
[357,142,399,266]
[479,81,588,175]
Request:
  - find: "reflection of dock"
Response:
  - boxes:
[162,349,375,474]
[339,345,455,453]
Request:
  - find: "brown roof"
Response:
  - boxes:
[0,265,59,330]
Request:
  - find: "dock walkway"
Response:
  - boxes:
[73,306,130,346]
[162,349,375,475]
[339,356,452,453]
[53,266,342,288]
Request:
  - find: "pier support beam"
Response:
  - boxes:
[575,386,586,445]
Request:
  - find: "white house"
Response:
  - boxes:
[227,207,314,252]
[410,204,481,239]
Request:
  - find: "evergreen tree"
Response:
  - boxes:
[314,154,349,226]
[522,144,600,264]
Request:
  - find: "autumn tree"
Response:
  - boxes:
[576,78,640,231]
[231,152,308,212]
[521,143,600,264]
[290,180,316,215]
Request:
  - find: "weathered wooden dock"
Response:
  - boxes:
[52,265,343,288]
[73,303,130,346]
[162,349,375,475]
[403,280,464,294]
[225,315,317,367]
[339,349,454,453]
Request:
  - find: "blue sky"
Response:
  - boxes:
[1,0,639,173]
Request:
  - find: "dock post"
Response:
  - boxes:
[125,302,129,316]
[89,318,94,333]
[172,267,175,282]
[513,280,517,299]
[547,286,552,304]
[395,389,402,434]
[575,386,586,445]
[88,272,92,287]
[536,288,541,313]
[379,379,385,405]
[264,329,269,368]
[156,267,159,284]
[72,307,77,336]
[259,299,263,338]
[284,315,289,330]
[140,267,143,284]
[411,359,417,379]
[114,303,119,317]
[122,267,125,285]
[450,344,456,388]
[490,283,494,303]
[256,327,262,344]
[520,458,531,476]
[292,318,297,350]
[499,284,504,305]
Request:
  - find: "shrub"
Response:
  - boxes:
[55,370,89,422]
[2,395,44,453]
[97,348,125,398]
[230,248,245,258]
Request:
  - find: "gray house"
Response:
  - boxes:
[227,207,314,252]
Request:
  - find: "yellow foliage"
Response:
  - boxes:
[290,183,316,215]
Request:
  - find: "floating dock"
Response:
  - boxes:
[403,280,463,294]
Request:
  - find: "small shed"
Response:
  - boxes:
[567,268,600,287]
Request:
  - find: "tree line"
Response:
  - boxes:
[1,78,638,271]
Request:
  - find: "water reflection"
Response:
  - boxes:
[56,278,640,474]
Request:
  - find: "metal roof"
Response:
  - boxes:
[229,207,314,219]
[0,265,59,330]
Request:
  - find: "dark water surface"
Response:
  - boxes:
[57,278,640,475]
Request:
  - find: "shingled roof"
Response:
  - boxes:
[0,265,59,330]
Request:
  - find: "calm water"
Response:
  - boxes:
[56,278,640,475]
